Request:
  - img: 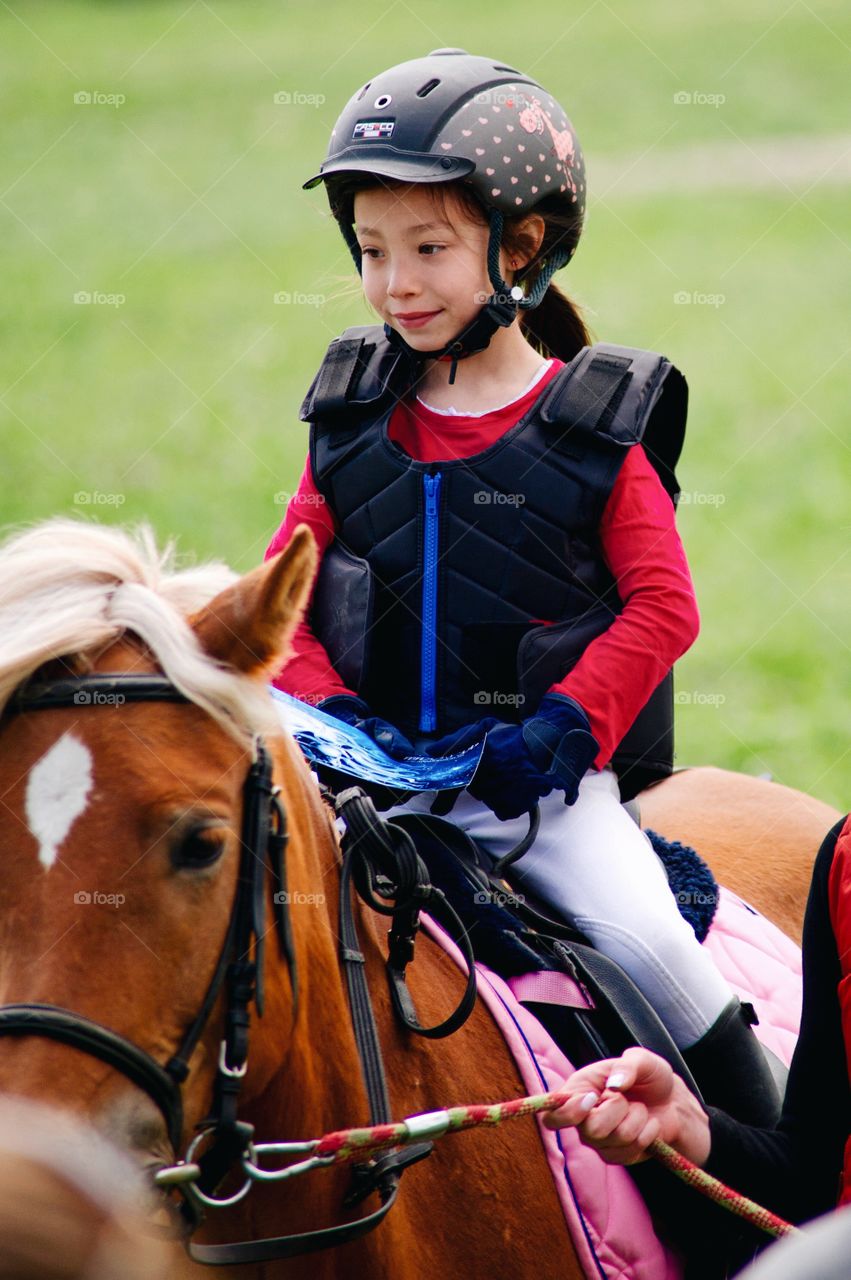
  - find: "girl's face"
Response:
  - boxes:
[354,183,514,351]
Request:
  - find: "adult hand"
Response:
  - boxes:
[542,1047,712,1167]
[318,695,416,760]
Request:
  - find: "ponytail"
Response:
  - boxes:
[501,191,592,363]
[520,282,591,363]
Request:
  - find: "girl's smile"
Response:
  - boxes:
[393,309,444,328]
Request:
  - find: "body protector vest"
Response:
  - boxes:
[300,325,688,800]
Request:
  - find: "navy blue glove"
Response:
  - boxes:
[467,721,555,821]
[521,694,600,804]
[318,695,416,761]
[423,717,501,758]
[467,694,599,821]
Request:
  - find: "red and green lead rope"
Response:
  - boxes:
[309,1087,798,1240]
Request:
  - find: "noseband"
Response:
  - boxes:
[1,674,295,1165]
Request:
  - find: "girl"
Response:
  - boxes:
[266,48,778,1123]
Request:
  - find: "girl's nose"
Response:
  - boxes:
[387,258,421,299]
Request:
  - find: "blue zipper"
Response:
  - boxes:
[419,470,442,733]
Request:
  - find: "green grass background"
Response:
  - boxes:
[1,1,849,807]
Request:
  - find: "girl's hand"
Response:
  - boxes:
[318,695,416,759]
[542,1046,712,1167]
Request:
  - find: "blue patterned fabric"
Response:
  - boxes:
[269,688,483,790]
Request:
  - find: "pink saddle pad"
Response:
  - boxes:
[420,885,801,1279]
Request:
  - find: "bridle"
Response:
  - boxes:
[1,671,478,1264]
[1,675,296,1238]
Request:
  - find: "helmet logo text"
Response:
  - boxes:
[353,120,395,140]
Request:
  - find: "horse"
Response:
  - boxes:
[0,517,839,1279]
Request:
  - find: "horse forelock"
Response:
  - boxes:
[0,518,278,746]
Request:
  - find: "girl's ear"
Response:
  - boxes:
[510,213,547,270]
[189,525,317,677]
[516,213,545,266]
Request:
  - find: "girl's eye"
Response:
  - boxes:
[359,245,445,259]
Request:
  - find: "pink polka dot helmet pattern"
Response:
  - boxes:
[304,48,586,270]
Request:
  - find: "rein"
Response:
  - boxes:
[237,1090,798,1242]
[4,672,478,1265]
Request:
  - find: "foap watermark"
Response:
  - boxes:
[675,890,718,907]
[474,691,526,708]
[73,690,126,707]
[677,491,726,508]
[74,890,126,907]
[673,91,726,109]
[273,490,327,506]
[473,288,524,306]
[273,891,326,906]
[473,490,525,506]
[673,290,725,308]
[73,291,125,308]
[74,491,126,507]
[474,889,526,908]
[273,290,326,307]
[674,691,726,708]
[74,90,126,108]
[471,88,524,109]
[273,90,326,107]
[293,692,330,707]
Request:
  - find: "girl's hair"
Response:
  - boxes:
[327,175,593,362]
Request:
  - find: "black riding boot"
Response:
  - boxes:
[681,998,783,1127]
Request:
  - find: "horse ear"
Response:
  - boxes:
[190,525,317,677]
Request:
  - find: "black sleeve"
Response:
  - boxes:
[630,818,849,1274]
[703,816,849,1223]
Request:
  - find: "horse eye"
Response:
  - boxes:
[171,825,228,871]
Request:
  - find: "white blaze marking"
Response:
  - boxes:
[25,732,93,870]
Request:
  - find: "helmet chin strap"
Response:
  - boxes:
[341,209,569,385]
[383,293,517,386]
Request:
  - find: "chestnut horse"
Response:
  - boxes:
[0,519,838,1279]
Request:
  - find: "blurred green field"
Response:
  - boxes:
[1,1,849,808]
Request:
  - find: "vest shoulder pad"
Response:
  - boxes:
[539,343,688,501]
[299,324,417,424]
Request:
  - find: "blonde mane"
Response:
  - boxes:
[0,518,278,745]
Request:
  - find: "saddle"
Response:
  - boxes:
[384,808,707,1101]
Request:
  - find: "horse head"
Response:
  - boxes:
[0,518,322,1193]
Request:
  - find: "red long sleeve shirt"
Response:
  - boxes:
[266,359,699,769]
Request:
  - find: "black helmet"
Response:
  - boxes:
[303,50,586,379]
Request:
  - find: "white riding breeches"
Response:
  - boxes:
[383,767,732,1048]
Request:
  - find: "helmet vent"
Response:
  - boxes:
[416,78,440,98]
[355,82,372,101]
[492,65,520,73]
